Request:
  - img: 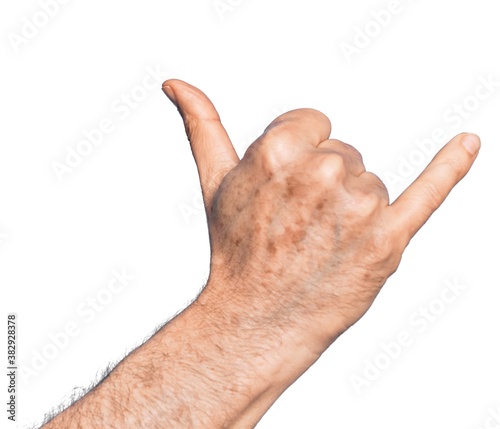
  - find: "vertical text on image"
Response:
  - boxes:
[7,314,17,422]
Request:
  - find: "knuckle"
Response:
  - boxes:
[253,131,297,171]
[367,230,397,264]
[352,191,380,217]
[278,108,331,129]
[314,154,346,182]
[364,173,390,200]
[183,115,198,139]
[423,180,444,209]
[302,108,332,129]
[343,142,363,162]
[441,159,462,180]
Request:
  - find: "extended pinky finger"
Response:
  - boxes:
[388,133,480,243]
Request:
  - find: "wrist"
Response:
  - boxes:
[191,277,327,427]
[189,276,325,426]
[199,266,348,353]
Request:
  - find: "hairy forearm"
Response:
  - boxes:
[42,278,321,428]
[37,77,479,428]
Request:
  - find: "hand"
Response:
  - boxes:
[39,80,481,429]
[163,80,480,355]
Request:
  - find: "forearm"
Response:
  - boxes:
[42,278,321,428]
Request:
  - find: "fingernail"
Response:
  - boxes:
[462,133,481,155]
[162,85,178,108]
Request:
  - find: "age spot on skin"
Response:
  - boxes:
[292,229,307,245]
[267,241,277,255]
[285,179,298,198]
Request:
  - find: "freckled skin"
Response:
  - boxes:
[177,79,478,423]
[39,77,481,429]
[205,123,479,348]
[176,81,479,425]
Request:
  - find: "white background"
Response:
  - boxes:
[1,0,499,427]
